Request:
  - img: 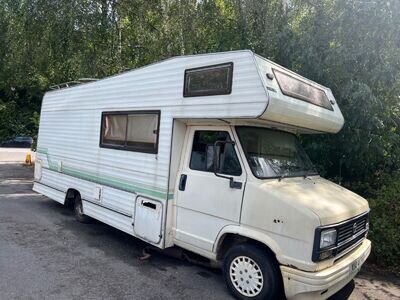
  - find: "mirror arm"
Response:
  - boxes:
[213,140,242,190]
[213,171,231,181]
[229,177,242,189]
[213,172,242,189]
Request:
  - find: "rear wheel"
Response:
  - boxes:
[74,194,91,223]
[223,244,281,300]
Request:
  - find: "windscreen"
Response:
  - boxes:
[236,127,317,179]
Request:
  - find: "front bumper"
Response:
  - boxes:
[281,239,371,300]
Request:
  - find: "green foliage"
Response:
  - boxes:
[285,0,400,188]
[368,174,400,267]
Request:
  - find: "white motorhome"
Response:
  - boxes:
[33,50,371,300]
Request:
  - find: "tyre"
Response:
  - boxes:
[74,194,92,223]
[223,244,282,300]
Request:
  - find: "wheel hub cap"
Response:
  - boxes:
[229,256,264,297]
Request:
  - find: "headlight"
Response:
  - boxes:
[320,229,337,249]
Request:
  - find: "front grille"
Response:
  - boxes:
[312,212,369,261]
[336,213,369,255]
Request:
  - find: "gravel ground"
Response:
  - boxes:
[0,149,399,300]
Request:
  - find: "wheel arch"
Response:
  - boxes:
[64,188,81,208]
[214,225,282,262]
[217,226,286,298]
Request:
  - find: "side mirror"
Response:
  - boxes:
[213,140,242,189]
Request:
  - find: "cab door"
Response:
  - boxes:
[174,126,246,252]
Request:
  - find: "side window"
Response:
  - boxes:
[189,131,242,176]
[273,69,333,111]
[126,114,159,151]
[101,114,127,146]
[184,63,233,97]
[100,111,160,153]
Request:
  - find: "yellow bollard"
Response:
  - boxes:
[25,153,32,165]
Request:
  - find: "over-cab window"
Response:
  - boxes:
[189,131,241,176]
[100,111,160,154]
[273,69,333,111]
[184,63,233,97]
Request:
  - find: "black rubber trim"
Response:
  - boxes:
[82,198,132,217]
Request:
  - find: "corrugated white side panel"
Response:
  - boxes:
[39,168,99,202]
[83,201,134,235]
[41,51,267,116]
[34,51,268,248]
[38,167,138,216]
[37,109,171,198]
[33,182,65,204]
[36,50,267,203]
[254,55,344,133]
[101,186,135,217]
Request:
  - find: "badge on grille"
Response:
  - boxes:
[353,222,357,234]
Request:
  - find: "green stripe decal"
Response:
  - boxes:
[37,148,174,200]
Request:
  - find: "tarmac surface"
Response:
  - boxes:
[0,148,399,300]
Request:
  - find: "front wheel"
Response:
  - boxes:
[223,244,282,300]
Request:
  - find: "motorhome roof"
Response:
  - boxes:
[46,50,250,93]
[42,50,344,134]
[47,50,329,93]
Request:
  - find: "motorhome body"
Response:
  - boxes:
[33,50,371,299]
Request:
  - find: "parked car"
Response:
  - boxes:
[1,136,33,148]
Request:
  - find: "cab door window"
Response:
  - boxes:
[189,131,242,176]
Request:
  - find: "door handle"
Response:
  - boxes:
[142,201,157,210]
[179,174,187,191]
